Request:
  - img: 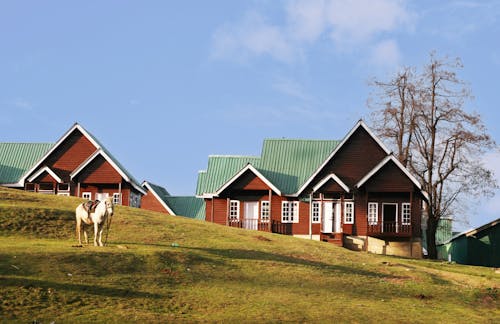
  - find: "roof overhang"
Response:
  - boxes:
[312,173,350,193]
[296,120,391,196]
[27,166,63,183]
[215,163,282,196]
[355,155,428,200]
[142,181,176,215]
[71,149,147,195]
[19,123,99,185]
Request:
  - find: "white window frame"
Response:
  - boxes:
[229,200,240,222]
[402,203,411,225]
[344,201,354,224]
[82,192,92,200]
[281,201,299,223]
[260,201,270,223]
[113,193,122,205]
[368,202,378,225]
[312,201,321,223]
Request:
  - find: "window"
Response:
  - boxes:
[129,192,141,208]
[229,200,240,222]
[368,202,378,225]
[82,192,92,200]
[281,201,299,223]
[312,201,321,223]
[344,201,354,224]
[261,201,270,223]
[113,193,122,205]
[402,203,411,225]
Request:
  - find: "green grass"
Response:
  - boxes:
[0,187,498,323]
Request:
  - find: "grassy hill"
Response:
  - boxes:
[0,187,498,323]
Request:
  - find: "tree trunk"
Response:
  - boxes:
[426,216,438,259]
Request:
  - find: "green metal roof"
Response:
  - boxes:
[258,139,340,194]
[196,155,261,195]
[196,139,340,196]
[164,196,206,220]
[144,181,205,219]
[0,143,53,185]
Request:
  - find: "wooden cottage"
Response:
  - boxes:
[1,123,145,206]
[141,181,205,219]
[196,120,427,257]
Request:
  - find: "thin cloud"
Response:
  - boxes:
[211,0,415,67]
[368,39,402,69]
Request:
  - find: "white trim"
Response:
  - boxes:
[368,202,378,225]
[19,123,99,186]
[296,120,391,196]
[27,166,63,183]
[215,164,282,196]
[141,181,176,215]
[382,203,399,233]
[355,155,423,191]
[344,201,354,224]
[312,173,350,193]
[281,201,299,223]
[260,200,270,223]
[229,200,240,222]
[70,149,146,195]
[312,201,321,223]
[402,202,411,225]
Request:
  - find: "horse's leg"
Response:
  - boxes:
[97,223,104,246]
[83,228,89,244]
[94,222,99,246]
[76,216,82,245]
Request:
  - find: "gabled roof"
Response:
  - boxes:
[355,155,422,190]
[195,155,261,196]
[70,149,146,194]
[296,120,390,195]
[258,139,340,195]
[164,196,206,220]
[313,173,350,193]
[142,181,175,214]
[0,143,54,186]
[143,181,205,219]
[215,163,282,196]
[196,140,339,197]
[440,218,500,245]
[19,123,145,194]
[28,166,62,183]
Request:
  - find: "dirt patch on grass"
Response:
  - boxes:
[254,235,272,242]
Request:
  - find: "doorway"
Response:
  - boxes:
[382,203,398,233]
[244,202,259,230]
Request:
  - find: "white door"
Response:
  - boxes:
[96,193,109,201]
[334,203,341,233]
[244,202,259,230]
[322,202,333,233]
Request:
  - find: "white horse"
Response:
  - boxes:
[75,197,114,246]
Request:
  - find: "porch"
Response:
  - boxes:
[367,221,412,238]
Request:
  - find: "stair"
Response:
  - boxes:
[321,232,343,246]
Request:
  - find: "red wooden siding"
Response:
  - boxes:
[46,130,96,181]
[33,171,58,183]
[221,169,271,193]
[141,191,171,214]
[76,155,122,184]
[362,161,415,192]
[306,127,387,192]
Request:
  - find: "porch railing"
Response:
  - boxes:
[367,221,411,236]
[228,219,271,232]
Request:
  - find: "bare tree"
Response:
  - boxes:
[369,53,497,259]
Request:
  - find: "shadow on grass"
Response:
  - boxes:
[184,247,395,279]
[0,276,164,299]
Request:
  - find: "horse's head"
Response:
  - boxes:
[105,197,114,217]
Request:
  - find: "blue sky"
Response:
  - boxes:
[1,0,499,230]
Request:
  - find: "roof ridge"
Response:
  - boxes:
[208,155,260,158]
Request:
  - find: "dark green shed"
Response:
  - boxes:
[437,218,499,267]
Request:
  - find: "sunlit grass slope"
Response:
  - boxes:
[0,187,498,323]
